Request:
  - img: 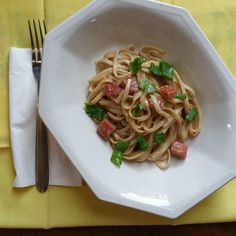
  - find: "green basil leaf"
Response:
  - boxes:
[153,132,166,144]
[136,135,149,151]
[176,93,187,100]
[139,79,156,94]
[160,61,173,80]
[132,103,143,117]
[150,63,161,76]
[85,103,106,121]
[114,140,130,153]
[110,150,123,167]
[130,57,146,74]
[185,107,198,122]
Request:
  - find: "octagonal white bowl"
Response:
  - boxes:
[39,0,236,218]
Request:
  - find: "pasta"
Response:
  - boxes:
[85,45,201,169]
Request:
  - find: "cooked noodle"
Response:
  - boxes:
[86,45,201,169]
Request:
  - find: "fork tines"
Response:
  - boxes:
[28,20,47,63]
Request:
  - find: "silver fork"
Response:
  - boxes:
[28,19,49,193]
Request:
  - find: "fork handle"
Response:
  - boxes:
[35,111,49,192]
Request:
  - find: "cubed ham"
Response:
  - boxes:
[103,80,122,97]
[160,85,176,100]
[148,94,165,110]
[97,119,116,139]
[119,78,138,94]
[170,141,188,159]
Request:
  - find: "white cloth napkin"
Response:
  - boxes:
[9,47,82,187]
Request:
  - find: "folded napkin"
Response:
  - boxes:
[9,48,82,187]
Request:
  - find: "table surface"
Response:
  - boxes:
[1,0,236,228]
[1,223,236,235]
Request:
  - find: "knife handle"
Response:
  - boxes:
[35,111,49,192]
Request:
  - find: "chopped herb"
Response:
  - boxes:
[111,140,130,167]
[114,140,130,153]
[176,93,187,100]
[153,132,166,144]
[150,63,161,76]
[110,150,123,167]
[132,103,143,117]
[85,103,106,121]
[139,79,156,93]
[150,61,174,80]
[136,135,149,151]
[185,107,198,122]
[159,61,173,80]
[130,57,146,74]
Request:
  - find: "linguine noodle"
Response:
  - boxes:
[86,45,201,169]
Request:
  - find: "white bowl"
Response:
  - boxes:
[39,0,236,218]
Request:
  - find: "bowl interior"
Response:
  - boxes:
[40,0,236,216]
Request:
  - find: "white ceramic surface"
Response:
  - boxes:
[39,0,236,218]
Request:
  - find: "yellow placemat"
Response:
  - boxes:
[0,0,236,228]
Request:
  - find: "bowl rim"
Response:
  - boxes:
[39,0,236,219]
